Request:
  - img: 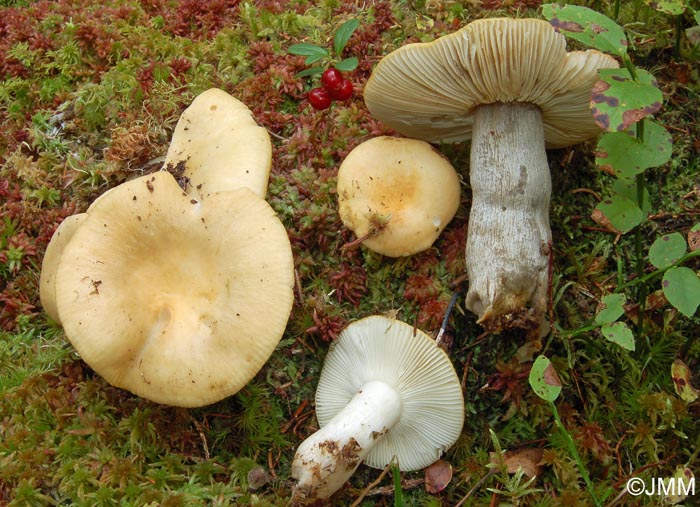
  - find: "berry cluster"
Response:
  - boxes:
[308,68,353,110]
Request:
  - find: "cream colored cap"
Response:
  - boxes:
[39,213,87,324]
[55,171,294,407]
[163,88,272,199]
[315,315,465,471]
[363,18,619,149]
[337,136,461,257]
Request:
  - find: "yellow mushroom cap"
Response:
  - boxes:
[164,88,272,200]
[54,171,294,407]
[337,136,461,257]
[39,213,87,324]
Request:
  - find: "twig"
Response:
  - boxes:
[350,462,393,507]
[454,469,496,507]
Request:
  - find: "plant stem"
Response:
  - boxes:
[634,171,647,337]
[549,401,603,507]
[613,0,621,20]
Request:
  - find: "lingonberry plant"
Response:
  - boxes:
[288,19,359,110]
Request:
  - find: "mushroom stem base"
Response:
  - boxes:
[465,102,551,336]
[291,380,402,501]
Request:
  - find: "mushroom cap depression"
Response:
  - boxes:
[39,213,87,324]
[315,315,465,471]
[363,18,619,148]
[337,136,461,257]
[164,88,272,199]
[54,171,294,407]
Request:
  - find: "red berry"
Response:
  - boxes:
[330,79,353,101]
[321,68,344,91]
[308,87,332,110]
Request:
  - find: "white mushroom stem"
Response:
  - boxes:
[291,380,402,500]
[465,102,551,331]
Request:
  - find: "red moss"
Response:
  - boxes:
[305,308,346,342]
[164,0,240,39]
[329,263,367,307]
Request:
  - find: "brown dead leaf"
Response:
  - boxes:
[424,459,452,494]
[591,208,621,234]
[688,229,700,252]
[489,448,544,478]
[514,340,542,364]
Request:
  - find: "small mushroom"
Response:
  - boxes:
[39,213,87,324]
[291,315,464,501]
[54,171,294,407]
[163,88,272,200]
[336,136,461,257]
[363,18,619,334]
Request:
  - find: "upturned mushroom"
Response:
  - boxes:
[363,18,619,334]
[291,315,464,501]
[163,87,272,200]
[53,171,294,407]
[39,213,87,324]
[337,136,461,257]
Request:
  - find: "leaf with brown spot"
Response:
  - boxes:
[594,120,672,179]
[542,4,628,57]
[591,69,663,132]
[671,359,699,403]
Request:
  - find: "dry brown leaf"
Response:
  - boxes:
[489,448,544,478]
[424,459,453,494]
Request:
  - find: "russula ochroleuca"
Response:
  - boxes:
[292,315,464,501]
[164,87,272,200]
[53,171,294,407]
[364,18,619,334]
[336,136,461,257]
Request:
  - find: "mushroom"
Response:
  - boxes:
[163,88,272,200]
[39,213,87,324]
[53,171,294,407]
[291,315,464,501]
[363,18,619,334]
[336,136,461,257]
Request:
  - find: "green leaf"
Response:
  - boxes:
[671,359,699,403]
[591,69,663,132]
[611,179,651,215]
[662,266,700,317]
[542,4,628,57]
[334,57,359,72]
[601,321,635,350]
[288,43,329,65]
[529,355,562,402]
[649,232,687,269]
[595,120,673,178]
[333,19,360,57]
[595,294,626,324]
[595,194,644,233]
[644,0,686,16]
[294,66,325,78]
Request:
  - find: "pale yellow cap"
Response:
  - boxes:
[55,171,294,407]
[337,136,461,257]
[164,88,272,199]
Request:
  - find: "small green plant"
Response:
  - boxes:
[288,19,360,109]
[543,4,700,346]
[529,355,605,506]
